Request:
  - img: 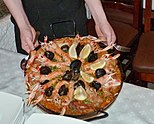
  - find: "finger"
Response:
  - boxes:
[110,32,116,46]
[99,35,107,41]
[26,38,35,50]
[22,43,31,53]
[34,40,39,48]
[106,34,112,46]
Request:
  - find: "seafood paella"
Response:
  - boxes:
[23,35,122,116]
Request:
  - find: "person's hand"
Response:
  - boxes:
[95,21,116,46]
[19,25,39,53]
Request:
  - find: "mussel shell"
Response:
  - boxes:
[58,85,69,96]
[87,51,98,62]
[70,59,82,70]
[74,80,85,89]
[61,45,69,52]
[72,69,80,81]
[98,42,107,49]
[34,44,41,51]
[98,42,116,54]
[44,51,54,60]
[76,43,84,56]
[91,81,101,91]
[40,80,49,85]
[62,70,72,81]
[95,69,106,78]
[45,86,54,97]
[107,48,116,54]
[20,58,28,71]
[40,66,51,75]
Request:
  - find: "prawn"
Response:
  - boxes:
[26,50,37,68]
[40,69,64,81]
[48,41,71,62]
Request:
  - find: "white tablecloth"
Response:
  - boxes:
[0,14,16,52]
[0,48,154,124]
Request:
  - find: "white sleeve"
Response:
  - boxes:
[85,3,92,19]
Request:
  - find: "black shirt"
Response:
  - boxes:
[13,0,88,40]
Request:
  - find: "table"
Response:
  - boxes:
[0,14,16,52]
[0,48,154,124]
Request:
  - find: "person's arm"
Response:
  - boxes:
[3,0,37,53]
[85,0,116,45]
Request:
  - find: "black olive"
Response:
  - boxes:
[95,69,106,78]
[40,80,49,85]
[70,59,82,70]
[20,58,27,71]
[76,43,84,56]
[91,81,101,91]
[61,45,69,52]
[45,86,54,97]
[98,42,107,49]
[87,51,98,62]
[62,70,72,81]
[44,51,54,60]
[74,80,85,89]
[58,85,69,96]
[40,66,51,75]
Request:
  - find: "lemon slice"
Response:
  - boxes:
[80,71,94,83]
[90,59,106,70]
[74,86,87,101]
[79,44,91,59]
[69,42,78,59]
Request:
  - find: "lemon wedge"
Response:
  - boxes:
[79,44,91,59]
[69,42,78,59]
[74,86,88,101]
[80,71,94,83]
[90,59,106,70]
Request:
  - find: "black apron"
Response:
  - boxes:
[12,0,87,54]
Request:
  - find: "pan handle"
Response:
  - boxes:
[50,20,76,38]
[77,110,109,121]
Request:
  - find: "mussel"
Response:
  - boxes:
[91,81,101,91]
[61,45,69,52]
[70,59,82,70]
[58,85,69,96]
[74,80,85,89]
[62,70,72,81]
[76,43,84,56]
[40,66,51,75]
[72,69,80,81]
[87,51,98,62]
[98,42,116,54]
[40,80,49,85]
[45,86,54,97]
[98,42,107,49]
[44,51,54,60]
[95,69,106,78]
[34,44,41,51]
[20,58,28,71]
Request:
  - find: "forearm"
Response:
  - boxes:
[3,0,30,29]
[85,0,116,45]
[84,0,108,25]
